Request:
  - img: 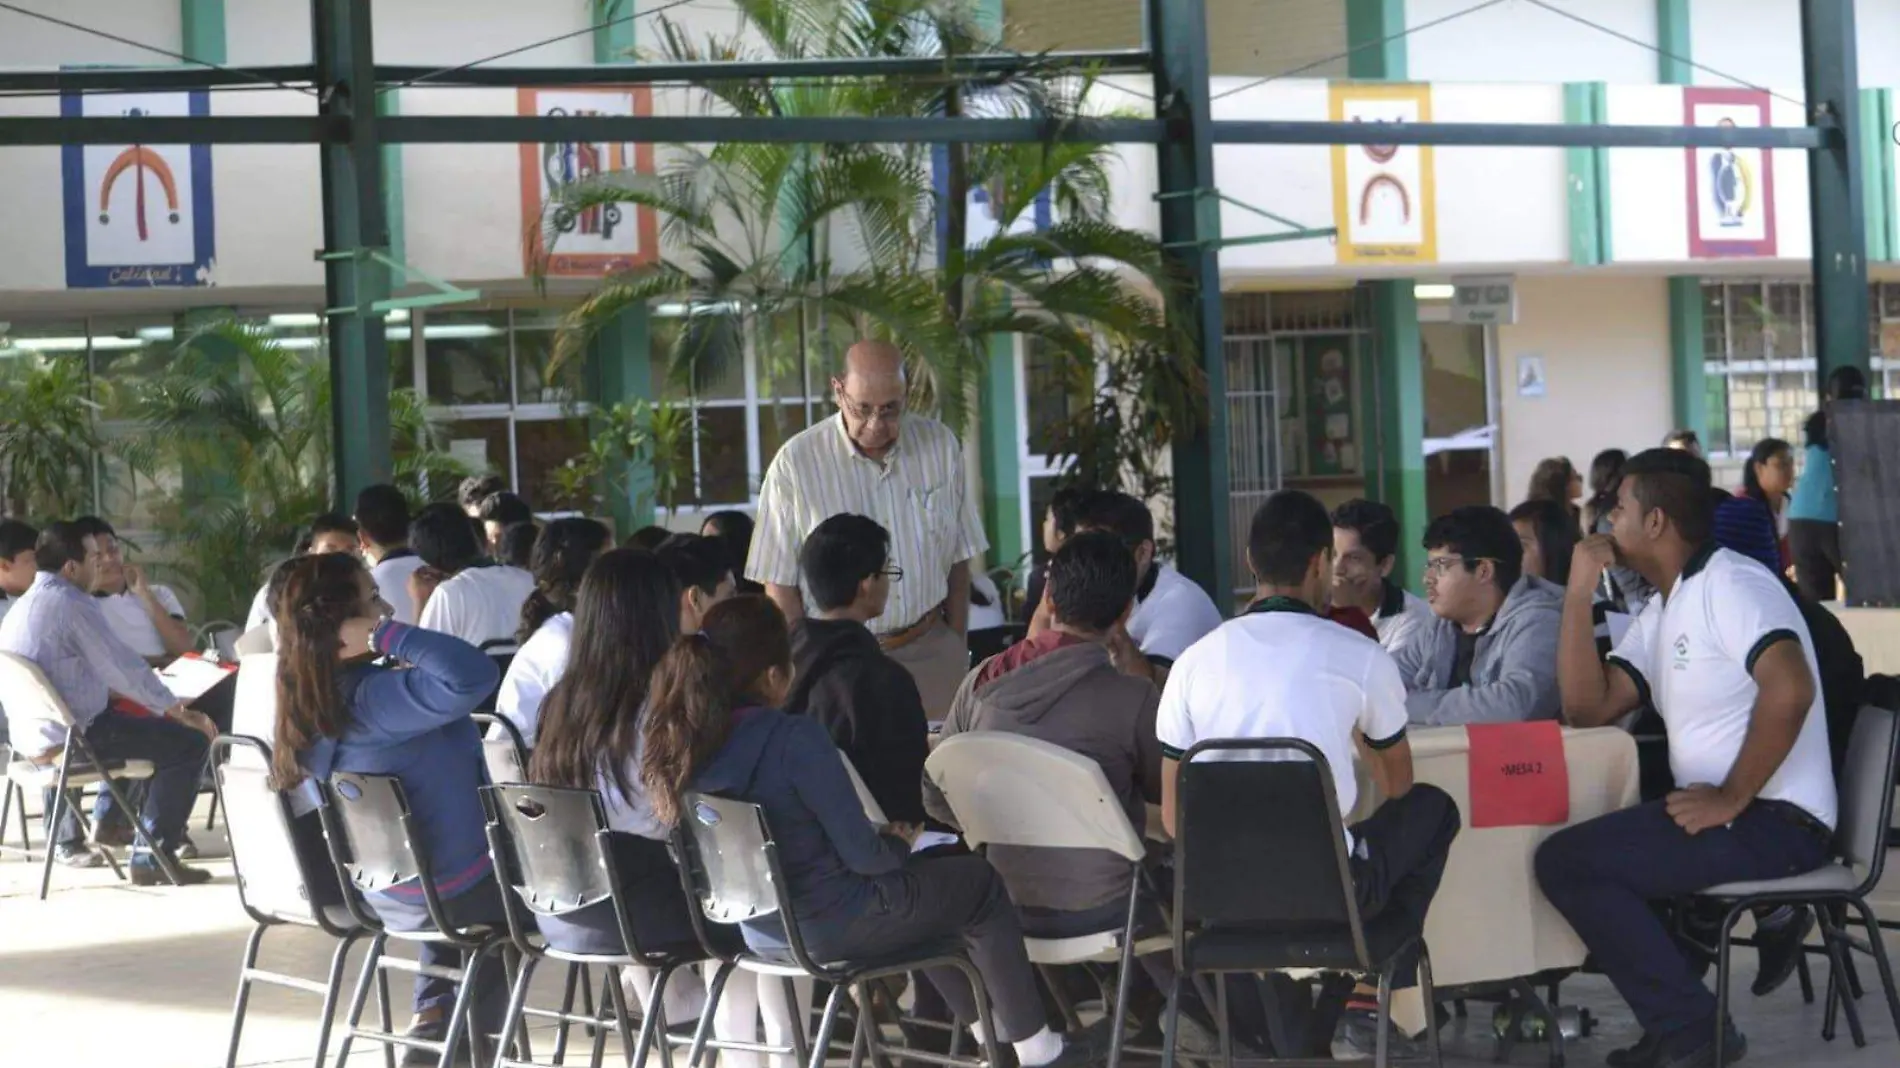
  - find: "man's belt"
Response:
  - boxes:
[878,602,949,653]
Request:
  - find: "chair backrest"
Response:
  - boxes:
[234,623,274,657]
[322,770,428,893]
[675,792,783,925]
[196,620,241,661]
[840,751,886,825]
[0,652,77,729]
[229,653,322,816]
[1836,705,1900,883]
[213,734,334,929]
[472,712,531,786]
[926,731,1144,860]
[480,783,616,915]
[1174,739,1368,963]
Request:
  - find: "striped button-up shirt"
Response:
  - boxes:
[0,571,179,756]
[749,412,989,635]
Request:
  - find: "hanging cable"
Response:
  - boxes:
[1210,0,1511,102]
[0,0,319,96]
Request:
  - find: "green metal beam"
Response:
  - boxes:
[1863,89,1897,261]
[375,51,1154,87]
[1802,0,1870,384]
[1656,0,1691,84]
[1345,0,1407,81]
[316,0,393,507]
[979,334,1024,571]
[1150,0,1232,603]
[179,0,227,67]
[0,64,313,92]
[1565,82,1611,266]
[1668,277,1706,440]
[595,0,638,64]
[378,90,405,267]
[1365,282,1426,591]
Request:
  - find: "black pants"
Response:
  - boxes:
[51,711,209,862]
[1536,799,1831,1049]
[813,853,1047,1043]
[1788,519,1842,602]
[1347,783,1462,983]
[369,874,513,1034]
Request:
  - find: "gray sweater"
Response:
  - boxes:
[1392,575,1564,726]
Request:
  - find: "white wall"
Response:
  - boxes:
[1690,0,1804,96]
[1496,274,1673,505]
[1430,84,1567,266]
[0,0,180,67]
[1407,0,1658,84]
[1858,0,1900,90]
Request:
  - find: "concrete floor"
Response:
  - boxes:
[2,796,1898,1068]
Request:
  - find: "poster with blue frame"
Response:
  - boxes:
[61,88,215,288]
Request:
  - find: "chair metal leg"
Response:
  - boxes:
[1420,947,1444,1068]
[619,963,662,1068]
[1797,940,1816,1005]
[687,961,738,1068]
[1038,965,1085,1033]
[1817,906,1867,1047]
[494,953,541,1068]
[550,962,582,1066]
[807,982,852,1068]
[311,932,362,1068]
[956,956,1003,1068]
[1374,967,1393,1068]
[1160,974,1183,1068]
[333,933,387,1068]
[1848,897,1900,1040]
[1216,971,1234,1068]
[224,923,267,1068]
[1106,875,1141,1068]
[589,970,617,1068]
[785,976,813,1068]
[437,945,487,1068]
[377,963,396,1068]
[1714,905,1740,1068]
[848,985,873,1068]
[37,759,73,899]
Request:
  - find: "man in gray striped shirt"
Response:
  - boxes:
[749,340,988,718]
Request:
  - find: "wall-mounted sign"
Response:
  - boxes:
[518,87,658,277]
[1329,82,1437,265]
[1516,353,1547,398]
[1684,87,1777,259]
[61,89,215,289]
[1451,274,1517,325]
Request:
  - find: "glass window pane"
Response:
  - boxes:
[1025,337,1091,457]
[1764,283,1806,359]
[387,311,417,393]
[650,313,742,401]
[515,418,591,507]
[1701,284,1728,363]
[696,407,749,505]
[760,305,822,400]
[90,318,178,421]
[425,311,511,405]
[515,327,582,406]
[1705,374,1730,456]
[97,445,179,537]
[443,417,512,485]
[1727,371,1769,453]
[758,403,812,470]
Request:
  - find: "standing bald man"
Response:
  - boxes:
[749,340,988,718]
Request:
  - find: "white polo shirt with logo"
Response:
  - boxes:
[96,585,187,659]
[1607,545,1836,829]
[1128,563,1226,663]
[370,549,427,625]
[1156,597,1409,831]
[418,563,535,652]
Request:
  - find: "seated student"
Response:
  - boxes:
[496,518,611,746]
[271,552,505,1061]
[1073,490,1223,676]
[0,518,35,627]
[700,509,765,595]
[245,514,361,632]
[1021,488,1083,624]
[1156,491,1461,1059]
[77,515,193,665]
[354,484,427,625]
[1392,506,1563,726]
[1330,499,1433,654]
[1508,499,1576,587]
[0,521,218,880]
[627,525,672,552]
[642,595,1103,1068]
[457,474,506,521]
[496,520,538,571]
[1541,449,1837,1068]
[656,533,738,633]
[412,503,535,655]
[477,492,534,561]
[785,514,931,827]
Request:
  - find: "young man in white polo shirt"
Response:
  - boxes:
[1539,448,1836,1068]
[353,484,426,625]
[412,502,535,655]
[76,516,192,664]
[1330,499,1433,654]
[1157,490,1461,1059]
[1076,490,1224,677]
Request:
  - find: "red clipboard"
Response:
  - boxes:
[1465,721,1570,828]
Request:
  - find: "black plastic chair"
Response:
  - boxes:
[1170,739,1440,1068]
[472,712,532,787]
[320,770,512,1068]
[672,791,1006,1068]
[211,735,392,1068]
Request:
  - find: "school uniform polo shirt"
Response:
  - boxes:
[1127,563,1226,663]
[496,612,573,746]
[418,563,535,652]
[1607,545,1837,829]
[1156,596,1409,829]
[370,549,427,625]
[96,585,186,659]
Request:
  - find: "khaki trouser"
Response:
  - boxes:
[882,617,970,720]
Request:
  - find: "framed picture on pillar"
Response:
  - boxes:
[518,87,659,277]
[1684,87,1777,259]
[1329,82,1437,265]
[60,87,216,289]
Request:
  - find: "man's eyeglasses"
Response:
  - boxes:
[836,386,903,425]
[1424,555,1494,577]
[878,565,905,583]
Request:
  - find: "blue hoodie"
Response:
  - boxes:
[690,706,909,955]
[299,622,500,904]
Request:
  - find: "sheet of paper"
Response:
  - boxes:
[910,831,961,853]
[159,653,237,702]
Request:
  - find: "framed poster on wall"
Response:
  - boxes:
[518,87,658,277]
[61,88,215,288]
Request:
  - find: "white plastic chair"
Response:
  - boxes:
[839,752,886,825]
[0,652,176,898]
[925,731,1167,1068]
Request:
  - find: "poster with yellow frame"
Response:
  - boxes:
[1329,82,1437,265]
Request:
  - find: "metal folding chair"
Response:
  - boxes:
[473,712,531,787]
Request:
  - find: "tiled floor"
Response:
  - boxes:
[2,798,1897,1068]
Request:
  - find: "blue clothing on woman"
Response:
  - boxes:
[1710,495,1781,575]
[298,621,500,907]
[1788,443,1838,523]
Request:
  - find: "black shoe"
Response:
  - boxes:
[91,822,136,849]
[1655,1021,1746,1068]
[1039,1019,1114,1068]
[1606,1031,1665,1068]
[129,859,213,886]
[1751,907,1814,997]
[399,1018,446,1067]
[54,842,105,869]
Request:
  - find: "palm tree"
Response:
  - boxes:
[543,0,1202,507]
[0,353,121,519]
[132,320,470,621]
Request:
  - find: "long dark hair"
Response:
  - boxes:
[518,518,611,643]
[528,549,682,799]
[639,595,791,828]
[1527,457,1578,505]
[1508,498,1578,586]
[1584,448,1626,531]
[1743,437,1792,503]
[270,553,370,790]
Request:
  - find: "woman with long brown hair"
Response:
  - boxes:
[1526,456,1584,533]
[641,595,1097,1068]
[271,551,506,1057]
[495,517,612,745]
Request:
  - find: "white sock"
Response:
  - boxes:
[1013,1026,1065,1067]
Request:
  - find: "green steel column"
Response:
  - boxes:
[378,91,405,267]
[1345,0,1406,80]
[315,0,392,506]
[1803,0,1870,384]
[591,0,654,533]
[1655,0,1691,84]
[1150,0,1232,600]
[1365,283,1426,587]
[180,0,226,66]
[1565,83,1612,265]
[1859,89,1893,263]
[1668,277,1706,438]
[979,335,1023,570]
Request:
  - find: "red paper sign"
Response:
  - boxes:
[1465,721,1570,828]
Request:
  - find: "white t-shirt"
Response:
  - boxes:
[96,586,186,659]
[244,583,272,633]
[497,612,573,747]
[1607,546,1837,829]
[418,564,535,652]
[1372,581,1434,656]
[1156,598,1409,834]
[370,550,427,625]
[1128,563,1225,663]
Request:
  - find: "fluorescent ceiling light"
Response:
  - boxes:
[385,309,410,323]
[138,327,175,342]
[13,336,91,351]
[1414,284,1455,301]
[422,325,505,339]
[276,337,322,350]
[268,313,323,328]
